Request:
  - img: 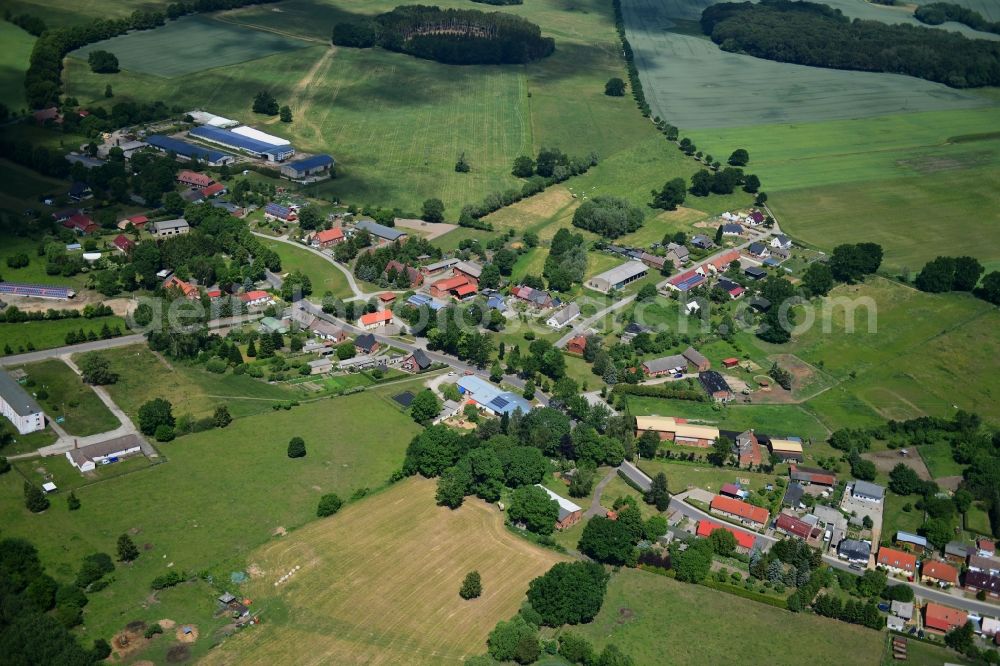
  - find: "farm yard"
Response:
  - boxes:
[202,477,567,665]
[575,569,884,665]
[0,389,420,647]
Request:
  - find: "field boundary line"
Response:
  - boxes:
[211,12,324,44]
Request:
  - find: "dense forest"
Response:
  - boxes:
[914,2,1000,35]
[331,5,554,65]
[700,0,1000,88]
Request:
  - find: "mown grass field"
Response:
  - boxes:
[0,316,127,356]
[72,15,309,77]
[576,568,884,665]
[637,459,779,495]
[0,390,420,649]
[0,234,90,288]
[918,442,966,479]
[87,345,296,422]
[258,238,354,299]
[0,20,35,112]
[13,359,120,436]
[202,476,567,665]
[0,160,70,218]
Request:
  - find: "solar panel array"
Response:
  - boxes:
[0,282,74,299]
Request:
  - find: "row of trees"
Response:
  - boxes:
[914,255,999,305]
[701,0,1000,88]
[611,0,650,117]
[914,2,1000,35]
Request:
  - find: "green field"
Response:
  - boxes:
[621,0,991,130]
[0,316,127,356]
[72,15,309,77]
[4,0,168,26]
[259,237,354,300]
[0,160,70,217]
[576,568,884,665]
[87,345,296,422]
[918,442,966,479]
[14,359,120,436]
[0,390,421,647]
[638,459,780,495]
[881,493,925,543]
[0,21,35,112]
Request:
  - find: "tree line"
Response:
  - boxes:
[23,0,281,109]
[611,0,650,117]
[914,254,999,305]
[331,5,554,65]
[914,2,1000,36]
[701,0,1000,88]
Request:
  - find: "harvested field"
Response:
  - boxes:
[863,449,931,480]
[203,477,567,665]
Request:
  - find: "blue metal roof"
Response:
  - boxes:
[189,126,291,157]
[265,203,292,218]
[457,376,530,415]
[285,154,333,172]
[146,135,231,163]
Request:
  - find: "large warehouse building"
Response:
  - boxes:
[189,126,294,162]
[585,260,648,294]
[146,135,235,166]
[0,369,45,434]
[280,154,335,180]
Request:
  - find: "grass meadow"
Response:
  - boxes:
[4,0,167,26]
[0,235,89,289]
[201,477,567,665]
[0,389,421,649]
[576,568,884,665]
[13,359,120,436]
[0,21,35,112]
[0,160,70,218]
[0,316,127,355]
[258,238,354,299]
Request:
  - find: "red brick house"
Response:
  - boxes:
[111,234,134,254]
[735,429,762,468]
[177,170,215,189]
[776,512,814,540]
[163,275,199,300]
[566,336,587,355]
[312,227,344,248]
[877,547,917,576]
[62,213,99,234]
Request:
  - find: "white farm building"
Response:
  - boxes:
[0,369,45,434]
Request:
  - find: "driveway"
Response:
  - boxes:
[584,468,618,518]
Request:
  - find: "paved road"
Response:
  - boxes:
[0,334,146,367]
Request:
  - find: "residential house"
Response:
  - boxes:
[744,266,767,281]
[735,429,763,468]
[945,541,971,565]
[745,210,766,226]
[151,218,190,238]
[696,520,756,554]
[163,275,199,300]
[112,234,134,254]
[698,371,734,402]
[720,483,743,499]
[978,539,997,558]
[177,170,215,189]
[716,277,745,299]
[511,285,555,309]
[309,320,347,343]
[546,303,581,329]
[964,571,1000,598]
[642,355,688,377]
[62,213,99,234]
[771,235,793,251]
[0,369,45,435]
[453,261,482,286]
[239,290,272,309]
[980,617,1000,638]
[117,214,148,230]
[401,349,432,373]
[837,539,871,565]
[457,375,532,417]
[709,495,769,531]
[923,603,967,635]
[307,358,333,375]
[535,485,583,530]
[851,480,886,503]
[665,269,706,292]
[682,347,710,372]
[621,322,652,343]
[359,310,394,330]
[921,560,959,587]
[434,400,462,424]
[65,434,144,473]
[968,555,1000,576]
[746,242,770,259]
[311,227,345,248]
[891,601,914,622]
[878,547,917,577]
[895,531,929,554]
[776,512,815,540]
[585,261,648,294]
[789,464,836,487]
[566,336,587,355]
[665,243,690,268]
[68,181,92,201]
[782,482,805,508]
[264,203,297,223]
[640,252,667,271]
[721,223,743,236]
[384,260,423,288]
[700,249,742,275]
[634,416,720,447]
[486,293,506,311]
[354,333,379,355]
[691,235,713,250]
[749,297,771,313]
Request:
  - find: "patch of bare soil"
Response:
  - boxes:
[112,621,148,660]
[936,476,963,492]
[247,564,264,578]
[863,450,931,480]
[158,619,177,630]
[175,624,199,643]
[393,218,457,240]
[617,608,635,624]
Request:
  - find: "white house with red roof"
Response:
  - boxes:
[112,234,134,254]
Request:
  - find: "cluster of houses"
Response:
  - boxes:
[874,533,1000,600]
[635,417,805,469]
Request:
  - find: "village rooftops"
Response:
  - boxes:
[710,495,769,525]
[923,603,967,633]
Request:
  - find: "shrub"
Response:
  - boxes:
[154,424,175,442]
[316,493,343,517]
[150,570,184,590]
[144,623,163,639]
[287,436,306,458]
[460,570,482,599]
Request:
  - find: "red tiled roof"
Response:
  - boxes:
[696,520,756,550]
[878,547,917,571]
[112,234,134,252]
[63,213,98,233]
[315,228,344,244]
[201,182,225,197]
[776,513,812,539]
[163,275,197,298]
[432,275,471,291]
[710,495,769,525]
[378,292,396,302]
[177,170,215,188]
[206,289,222,299]
[722,357,739,367]
[922,560,959,584]
[979,539,996,554]
[704,249,741,272]
[453,283,477,297]
[239,290,270,302]
[127,215,148,225]
[359,310,393,326]
[720,483,741,497]
[924,603,967,632]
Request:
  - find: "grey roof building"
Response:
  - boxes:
[851,480,886,502]
[354,219,407,242]
[585,261,648,294]
[838,539,871,563]
[782,482,805,507]
[642,355,687,375]
[0,369,45,434]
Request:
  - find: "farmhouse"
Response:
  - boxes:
[709,495,769,530]
[117,214,148,230]
[354,333,379,355]
[639,252,666,271]
[895,531,928,554]
[0,369,45,435]
[354,219,407,245]
[511,285,555,309]
[163,275,199,300]
[146,135,234,166]
[923,603,967,635]
[309,320,348,343]
[851,480,885,503]
[634,416,720,447]
[682,347,710,372]
[721,223,742,236]
[65,434,144,473]
[307,359,333,375]
[877,547,916,576]
[717,277,745,299]
[776,512,815,540]
[534,485,583,530]
[566,336,587,355]
[789,464,836,487]
[400,349,432,373]
[691,235,713,249]
[837,539,871,565]
[921,560,959,587]
[642,355,687,377]
[62,213,98,234]
[152,218,190,238]
[456,375,531,417]
[290,305,316,329]
[541,303,579,329]
[746,242,770,259]
[698,371,734,402]
[177,170,215,189]
[696,520,756,553]
[585,261,648,294]
[665,268,706,292]
[421,258,460,276]
[112,234,134,254]
[311,227,344,248]
[384,260,423,288]
[189,125,294,162]
[358,310,394,330]
[264,203,297,223]
[665,242,690,266]
[768,438,804,462]
[239,290,272,309]
[453,261,482,286]
[280,154,335,180]
[735,429,763,467]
